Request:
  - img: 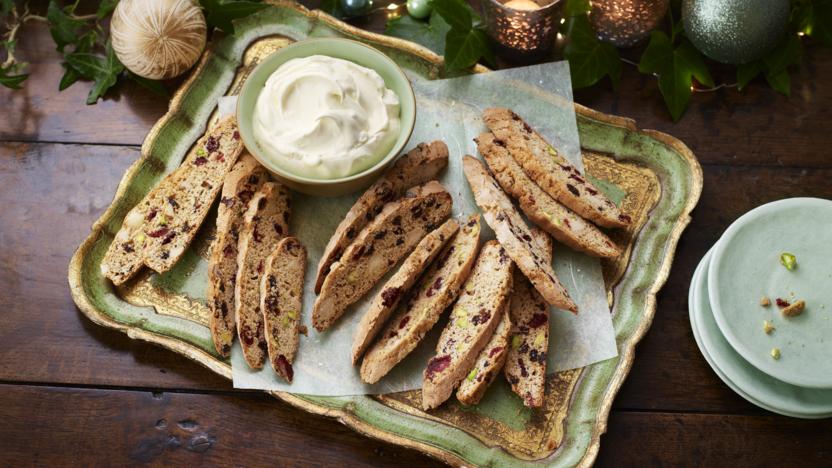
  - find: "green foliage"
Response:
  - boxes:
[561,14,621,89]
[639,31,713,120]
[66,40,125,104]
[385,13,450,54]
[199,0,268,34]
[431,0,494,70]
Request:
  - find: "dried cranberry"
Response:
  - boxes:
[194,157,208,166]
[374,230,387,240]
[619,214,632,223]
[398,315,410,329]
[205,136,219,152]
[381,287,401,307]
[352,245,365,259]
[252,227,263,243]
[241,326,255,346]
[146,209,158,221]
[425,355,451,379]
[232,130,240,141]
[563,218,571,229]
[220,301,228,318]
[529,349,539,362]
[346,228,356,239]
[508,375,519,385]
[776,298,790,308]
[395,237,404,246]
[222,344,231,355]
[392,216,402,226]
[273,222,284,236]
[216,152,225,162]
[160,252,169,260]
[568,173,585,184]
[566,184,580,197]
[247,175,259,184]
[472,309,491,326]
[519,342,529,354]
[426,277,443,297]
[518,359,528,377]
[522,233,532,242]
[238,190,254,204]
[586,187,598,196]
[488,346,504,358]
[364,244,375,257]
[161,231,176,245]
[528,313,548,328]
[275,355,294,381]
[257,260,264,274]
[148,227,170,238]
[122,243,134,253]
[221,197,235,208]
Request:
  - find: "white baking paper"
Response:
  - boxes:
[227,61,618,395]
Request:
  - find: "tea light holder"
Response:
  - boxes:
[481,0,562,60]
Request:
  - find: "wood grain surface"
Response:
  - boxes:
[1,1,830,466]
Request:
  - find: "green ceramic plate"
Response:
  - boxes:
[690,249,832,418]
[68,3,703,466]
[708,198,832,389]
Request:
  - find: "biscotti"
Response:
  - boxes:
[359,215,482,384]
[462,155,577,313]
[235,182,291,369]
[421,240,513,410]
[476,132,621,258]
[101,116,244,284]
[260,237,306,382]
[351,218,460,364]
[504,228,553,408]
[313,181,453,332]
[208,154,269,357]
[314,141,449,293]
[456,305,511,406]
[482,108,629,229]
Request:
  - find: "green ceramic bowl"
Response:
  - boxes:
[237,38,416,196]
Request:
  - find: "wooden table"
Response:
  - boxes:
[2,2,830,466]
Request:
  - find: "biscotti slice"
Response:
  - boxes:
[260,237,306,382]
[207,154,269,357]
[315,141,449,293]
[101,116,244,284]
[505,228,553,408]
[482,108,629,229]
[359,215,482,384]
[421,240,514,410]
[313,181,453,332]
[476,132,621,258]
[351,218,460,364]
[463,155,577,313]
[456,304,511,406]
[235,182,291,369]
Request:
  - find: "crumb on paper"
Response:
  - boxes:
[763,320,775,334]
[760,296,771,307]
[299,325,308,336]
[776,297,790,308]
[780,252,797,271]
[782,300,806,317]
[771,348,781,360]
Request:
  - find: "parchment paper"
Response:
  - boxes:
[226,61,618,395]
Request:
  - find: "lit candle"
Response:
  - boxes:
[504,0,541,10]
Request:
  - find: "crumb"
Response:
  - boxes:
[782,300,806,317]
[298,325,308,336]
[763,320,775,334]
[760,296,771,307]
[771,348,781,360]
[780,252,797,271]
[776,297,790,308]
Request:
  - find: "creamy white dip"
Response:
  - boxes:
[252,55,401,179]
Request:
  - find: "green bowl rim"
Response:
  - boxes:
[236,37,417,185]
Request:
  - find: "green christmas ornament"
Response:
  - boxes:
[407,0,431,19]
[340,0,373,18]
[682,0,789,64]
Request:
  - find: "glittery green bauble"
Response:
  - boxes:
[682,0,789,64]
[340,0,373,18]
[406,0,431,19]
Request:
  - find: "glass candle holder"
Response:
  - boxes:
[481,0,562,60]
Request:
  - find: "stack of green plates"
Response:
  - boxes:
[688,198,832,418]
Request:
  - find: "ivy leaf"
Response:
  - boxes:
[639,32,713,120]
[813,0,832,46]
[562,15,621,89]
[0,67,28,89]
[431,0,473,32]
[1,0,13,17]
[764,69,791,96]
[66,41,125,104]
[199,0,268,34]
[47,0,85,52]
[385,13,450,55]
[59,30,98,91]
[444,28,493,70]
[96,0,119,19]
[762,35,802,96]
[736,60,763,91]
[58,65,79,91]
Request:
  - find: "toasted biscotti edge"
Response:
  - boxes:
[314,141,449,293]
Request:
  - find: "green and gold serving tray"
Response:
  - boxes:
[68,2,702,466]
